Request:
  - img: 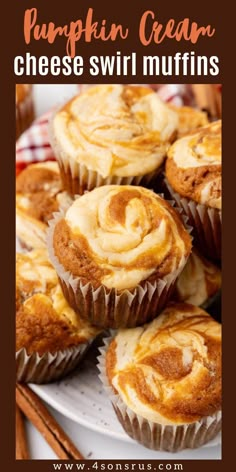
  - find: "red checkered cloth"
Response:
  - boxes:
[15,84,200,174]
[149,84,194,106]
[16,110,56,175]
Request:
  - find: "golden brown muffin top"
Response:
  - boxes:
[16,249,100,355]
[169,105,209,138]
[175,249,221,306]
[16,161,62,223]
[165,121,221,209]
[106,303,221,425]
[16,162,72,250]
[50,84,179,178]
[52,185,192,291]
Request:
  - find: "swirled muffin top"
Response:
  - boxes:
[106,303,221,424]
[166,121,221,209]
[169,105,209,137]
[16,84,32,104]
[16,162,71,249]
[175,249,221,306]
[16,249,100,355]
[52,185,192,291]
[50,85,178,178]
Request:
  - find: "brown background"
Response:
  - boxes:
[0,0,233,469]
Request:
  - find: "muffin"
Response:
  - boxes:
[16,161,72,250]
[169,105,209,138]
[16,249,100,383]
[49,84,179,195]
[16,84,35,140]
[174,249,221,307]
[99,303,221,451]
[47,185,192,328]
[165,120,221,260]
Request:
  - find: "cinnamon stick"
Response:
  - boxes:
[16,384,84,460]
[16,404,29,460]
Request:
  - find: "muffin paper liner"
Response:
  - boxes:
[16,341,92,384]
[47,210,191,329]
[57,154,161,196]
[49,118,165,195]
[163,179,221,261]
[97,337,222,452]
[16,91,35,140]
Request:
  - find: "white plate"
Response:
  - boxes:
[30,341,221,449]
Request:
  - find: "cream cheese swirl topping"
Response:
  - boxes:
[16,249,99,337]
[169,120,221,169]
[175,250,221,306]
[106,303,221,424]
[51,85,178,178]
[168,105,209,137]
[166,120,221,209]
[61,185,191,290]
[16,249,58,294]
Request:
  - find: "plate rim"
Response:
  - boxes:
[30,383,134,443]
[30,383,221,450]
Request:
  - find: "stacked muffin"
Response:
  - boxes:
[16,161,72,249]
[16,84,35,139]
[99,303,221,452]
[16,249,100,383]
[16,84,221,451]
[165,120,221,261]
[49,85,178,194]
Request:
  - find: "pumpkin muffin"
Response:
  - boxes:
[99,302,221,451]
[165,120,221,260]
[16,161,72,250]
[47,185,192,328]
[174,249,221,307]
[16,248,100,383]
[49,84,179,195]
[16,84,35,139]
[169,105,209,138]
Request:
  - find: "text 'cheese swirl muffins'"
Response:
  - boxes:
[165,120,222,260]
[47,185,192,328]
[99,303,221,451]
[16,161,72,250]
[16,84,35,140]
[16,249,100,383]
[49,84,179,195]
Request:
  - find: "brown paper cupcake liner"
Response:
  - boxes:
[16,341,92,384]
[163,178,221,261]
[16,91,35,140]
[47,211,188,329]
[97,337,222,452]
[58,154,162,196]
